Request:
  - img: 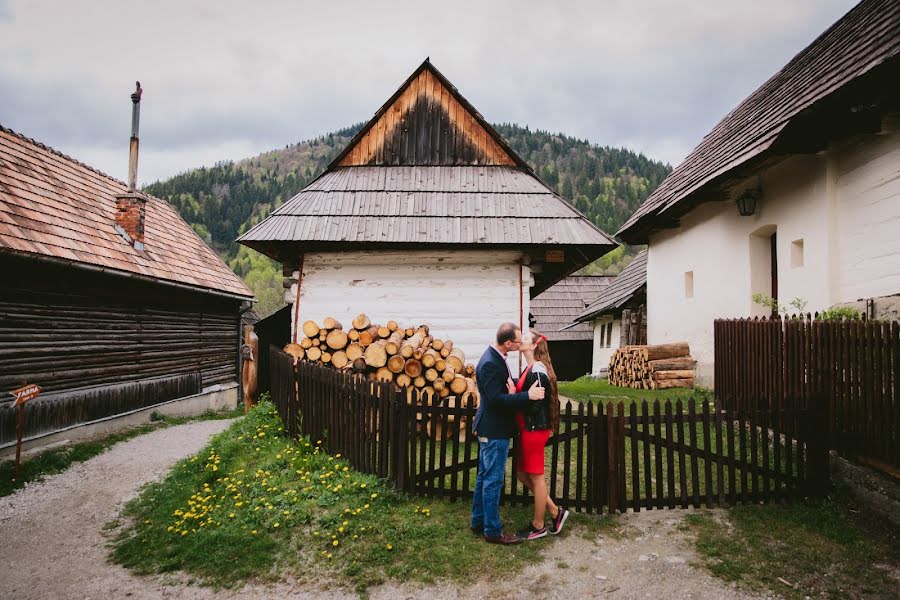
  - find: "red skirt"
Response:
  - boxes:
[515,414,551,474]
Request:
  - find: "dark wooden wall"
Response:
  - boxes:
[548,340,594,382]
[0,254,242,394]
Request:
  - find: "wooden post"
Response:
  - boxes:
[9,383,41,480]
[621,309,631,347]
[241,324,259,413]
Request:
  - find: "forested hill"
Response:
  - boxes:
[144,124,670,316]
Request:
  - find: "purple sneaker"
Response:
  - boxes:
[549,508,569,535]
[516,523,548,541]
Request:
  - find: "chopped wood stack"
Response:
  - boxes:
[283,313,477,400]
[608,342,696,389]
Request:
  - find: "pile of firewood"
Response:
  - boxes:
[283,313,476,399]
[608,342,696,389]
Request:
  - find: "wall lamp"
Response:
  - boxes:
[736,188,762,216]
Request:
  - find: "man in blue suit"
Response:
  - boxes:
[471,322,545,544]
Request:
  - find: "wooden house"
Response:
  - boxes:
[616,0,900,385]
[0,122,253,451]
[567,251,648,376]
[239,60,617,371]
[529,275,611,380]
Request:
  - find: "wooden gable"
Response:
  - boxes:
[335,60,519,167]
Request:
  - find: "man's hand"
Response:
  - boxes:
[528,379,545,401]
[506,378,515,394]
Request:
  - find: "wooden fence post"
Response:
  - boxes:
[606,402,618,512]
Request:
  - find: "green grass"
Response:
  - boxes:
[110,402,548,593]
[558,376,711,406]
[0,406,241,498]
[682,491,900,599]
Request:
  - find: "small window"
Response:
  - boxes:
[685,271,694,299]
[606,322,613,347]
[791,239,804,268]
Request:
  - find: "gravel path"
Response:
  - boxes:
[0,420,768,600]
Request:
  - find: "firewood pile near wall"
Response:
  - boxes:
[608,342,696,389]
[283,313,477,399]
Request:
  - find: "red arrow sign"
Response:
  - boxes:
[10,384,41,407]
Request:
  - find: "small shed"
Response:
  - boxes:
[568,251,648,376]
[239,60,617,371]
[0,123,254,450]
[530,275,612,380]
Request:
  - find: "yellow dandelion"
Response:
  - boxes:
[332,540,339,547]
[386,544,393,550]
[273,522,280,528]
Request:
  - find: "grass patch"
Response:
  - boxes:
[558,376,711,406]
[684,492,899,599]
[111,402,548,592]
[0,406,241,498]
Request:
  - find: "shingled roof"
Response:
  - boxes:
[531,275,612,341]
[239,59,617,294]
[617,0,900,244]
[572,251,647,323]
[0,125,253,298]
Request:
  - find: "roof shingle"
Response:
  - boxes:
[531,275,613,341]
[0,125,253,298]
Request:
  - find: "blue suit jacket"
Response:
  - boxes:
[472,346,530,438]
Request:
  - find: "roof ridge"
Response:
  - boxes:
[0,123,130,189]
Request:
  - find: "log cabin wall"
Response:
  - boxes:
[286,250,532,372]
[0,253,242,394]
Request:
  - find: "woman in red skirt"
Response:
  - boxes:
[514,332,569,540]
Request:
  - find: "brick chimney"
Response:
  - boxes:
[115,82,147,251]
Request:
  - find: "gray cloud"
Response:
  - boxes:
[0,0,857,182]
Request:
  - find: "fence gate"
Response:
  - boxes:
[269,350,828,513]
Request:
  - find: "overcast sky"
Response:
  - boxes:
[0,0,858,184]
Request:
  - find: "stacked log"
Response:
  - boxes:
[607,342,696,389]
[285,313,477,400]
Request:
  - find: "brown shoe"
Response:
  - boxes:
[484,532,522,545]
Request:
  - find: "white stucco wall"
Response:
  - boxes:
[647,126,900,387]
[591,317,620,375]
[285,250,532,374]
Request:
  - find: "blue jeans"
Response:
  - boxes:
[471,437,509,537]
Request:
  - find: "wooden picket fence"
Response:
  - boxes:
[270,347,829,512]
[715,317,899,474]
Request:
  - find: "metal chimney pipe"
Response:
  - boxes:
[127,81,142,192]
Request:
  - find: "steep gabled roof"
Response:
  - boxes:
[329,59,528,169]
[239,60,617,293]
[617,0,900,244]
[531,275,613,341]
[0,125,253,298]
[572,251,647,322]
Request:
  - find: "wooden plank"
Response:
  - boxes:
[749,409,759,499]
[461,393,474,495]
[575,402,585,511]
[653,400,664,509]
[760,406,770,503]
[702,400,714,507]
[688,399,701,507]
[665,400,676,508]
[617,402,626,512]
[893,322,899,469]
[606,402,616,512]
[641,400,652,509]
[629,402,640,513]
[586,401,594,514]
[562,401,573,506]
[550,403,560,500]
[676,400,689,508]
[727,407,737,505]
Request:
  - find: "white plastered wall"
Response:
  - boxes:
[285,250,532,374]
[647,126,900,387]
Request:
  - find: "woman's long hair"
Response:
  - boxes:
[531,329,560,433]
